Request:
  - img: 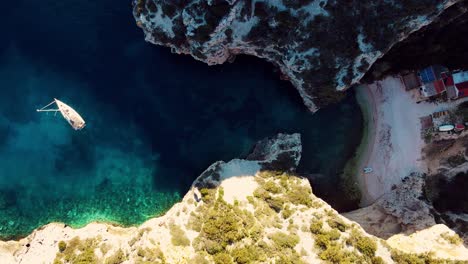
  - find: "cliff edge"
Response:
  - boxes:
[1,133,466,263]
[132,0,462,111]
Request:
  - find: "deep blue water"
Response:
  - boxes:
[0,1,362,239]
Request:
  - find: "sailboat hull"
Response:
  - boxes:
[55,99,86,130]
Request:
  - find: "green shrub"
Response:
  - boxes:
[440,232,463,245]
[276,251,307,264]
[213,252,233,264]
[231,246,260,264]
[355,236,377,258]
[169,223,190,247]
[309,220,323,234]
[285,185,312,207]
[191,253,210,264]
[104,249,125,264]
[269,232,300,249]
[327,218,348,232]
[315,234,331,250]
[136,247,166,263]
[265,196,285,212]
[200,188,215,204]
[319,245,363,263]
[314,230,340,250]
[201,239,224,255]
[248,223,263,242]
[279,175,289,188]
[100,243,111,256]
[246,196,255,205]
[218,187,224,198]
[253,187,271,201]
[193,196,248,255]
[328,229,341,240]
[74,248,98,264]
[287,223,299,233]
[187,211,203,232]
[390,250,462,264]
[263,180,281,194]
[202,203,245,246]
[54,237,99,264]
[391,251,426,264]
[282,205,295,219]
[318,244,344,262]
[58,241,66,253]
[372,256,385,264]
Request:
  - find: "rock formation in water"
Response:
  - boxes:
[1,134,467,263]
[132,0,463,111]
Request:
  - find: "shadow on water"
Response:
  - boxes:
[0,0,363,239]
[54,133,96,175]
[430,172,468,214]
[425,172,468,237]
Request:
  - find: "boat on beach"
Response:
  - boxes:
[37,98,86,130]
[438,125,454,132]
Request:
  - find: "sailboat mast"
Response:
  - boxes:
[36,100,59,112]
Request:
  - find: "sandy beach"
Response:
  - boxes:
[354,76,468,206]
[354,83,378,205]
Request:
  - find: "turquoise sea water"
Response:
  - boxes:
[0,1,363,239]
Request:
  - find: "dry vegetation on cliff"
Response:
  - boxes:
[3,171,466,264]
[1,133,467,263]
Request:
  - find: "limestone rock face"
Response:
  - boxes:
[194,133,301,189]
[387,224,468,260]
[344,173,437,239]
[132,0,462,111]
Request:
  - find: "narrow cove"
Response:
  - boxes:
[0,0,363,239]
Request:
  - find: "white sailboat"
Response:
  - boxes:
[37,98,86,130]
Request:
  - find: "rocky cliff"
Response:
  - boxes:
[345,132,468,245]
[132,0,463,111]
[344,174,437,239]
[1,134,467,263]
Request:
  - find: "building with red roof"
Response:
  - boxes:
[443,70,468,99]
[418,65,449,98]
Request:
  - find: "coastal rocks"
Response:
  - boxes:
[422,135,468,242]
[246,132,302,171]
[387,224,468,260]
[425,171,468,242]
[363,0,468,81]
[194,132,301,189]
[133,0,462,111]
[2,134,468,263]
[344,173,437,239]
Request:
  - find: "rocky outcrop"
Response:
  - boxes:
[387,224,468,260]
[346,169,468,246]
[133,0,463,111]
[1,134,467,263]
[363,1,468,81]
[344,173,437,239]
[193,133,301,189]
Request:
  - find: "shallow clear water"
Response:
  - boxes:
[0,1,362,239]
